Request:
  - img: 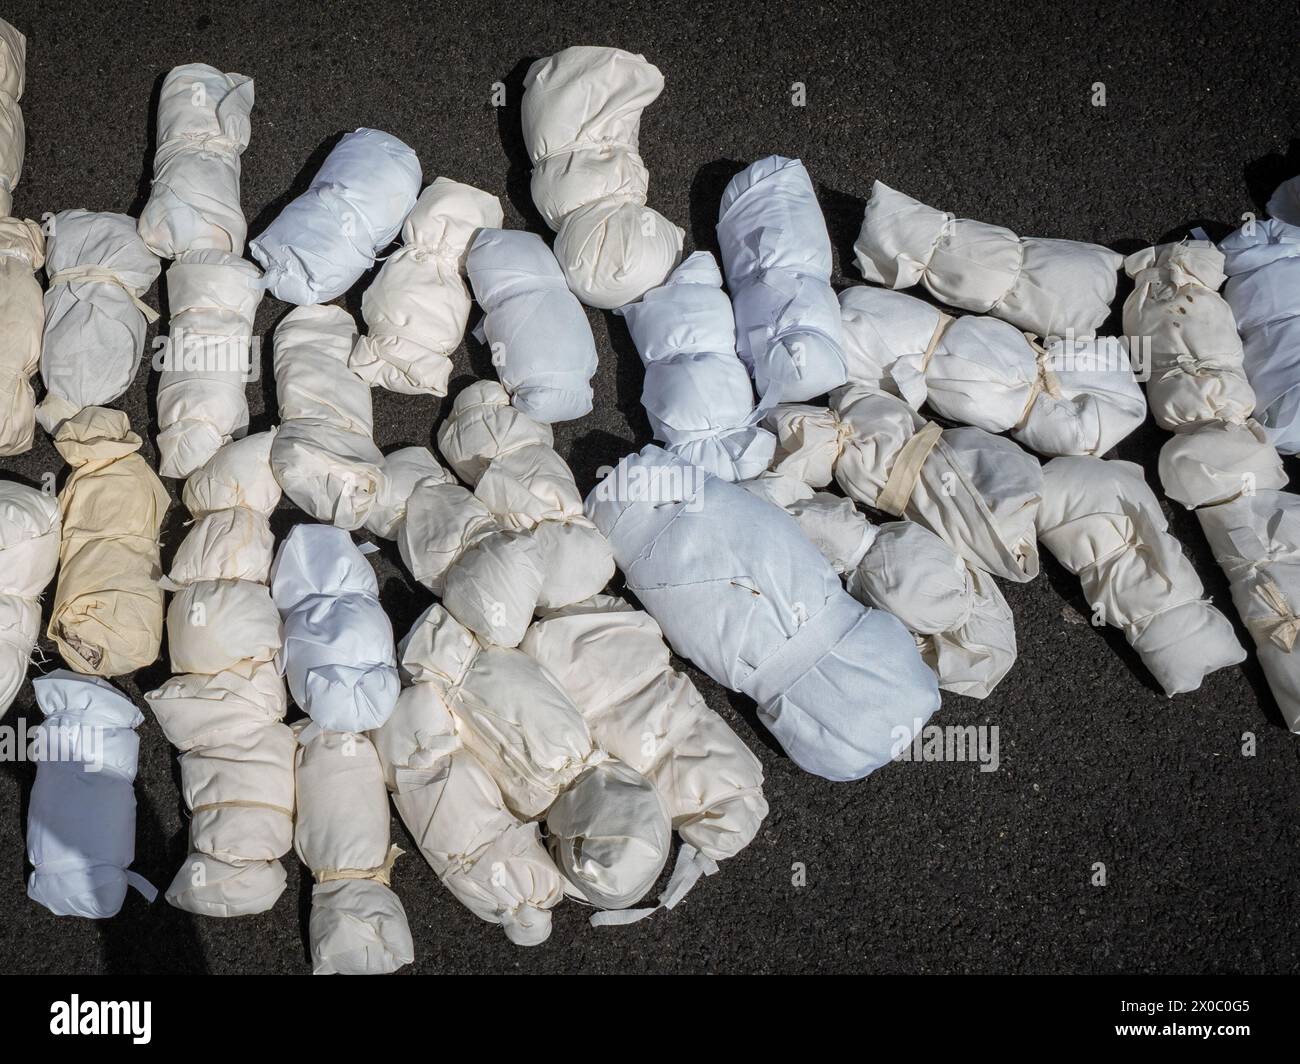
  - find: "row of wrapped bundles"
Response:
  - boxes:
[838,285,1146,457]
[144,433,297,917]
[0,479,59,714]
[522,46,683,309]
[854,181,1122,339]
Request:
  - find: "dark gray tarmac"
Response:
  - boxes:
[0,0,1297,974]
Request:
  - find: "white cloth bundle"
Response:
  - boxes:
[436,379,615,611]
[270,304,385,529]
[0,18,25,220]
[26,671,156,918]
[37,210,160,432]
[617,251,776,480]
[0,217,44,455]
[271,523,399,734]
[587,445,940,780]
[0,479,59,714]
[372,679,564,946]
[767,384,1043,583]
[250,128,421,305]
[854,181,1122,338]
[137,63,254,257]
[349,177,503,396]
[154,250,263,478]
[742,472,1016,698]
[521,46,683,309]
[466,228,599,423]
[839,285,1145,457]
[717,156,848,403]
[1036,456,1244,695]
[1221,179,1300,453]
[293,724,414,975]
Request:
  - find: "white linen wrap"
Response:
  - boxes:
[0,479,59,714]
[0,18,25,219]
[0,217,44,455]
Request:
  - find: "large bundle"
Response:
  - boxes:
[717,156,847,402]
[26,671,156,918]
[466,228,599,423]
[617,251,775,481]
[0,17,25,219]
[349,177,503,396]
[587,445,940,780]
[37,211,160,432]
[47,407,169,676]
[0,217,44,454]
[854,181,1122,338]
[0,479,59,714]
[838,284,1145,457]
[521,46,683,309]
[250,128,421,305]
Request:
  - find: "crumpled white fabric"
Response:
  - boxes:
[742,472,1016,698]
[1036,456,1244,696]
[617,251,776,480]
[717,156,848,403]
[26,671,156,918]
[767,384,1043,583]
[839,284,1145,457]
[854,180,1122,338]
[0,479,59,714]
[349,177,502,395]
[137,63,254,257]
[0,217,44,455]
[0,18,26,220]
[270,304,385,529]
[436,379,615,611]
[155,250,263,478]
[37,210,160,433]
[587,445,940,781]
[293,723,414,975]
[521,46,683,309]
[466,228,599,423]
[1220,179,1300,453]
[250,128,421,305]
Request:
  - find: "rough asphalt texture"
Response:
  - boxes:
[1,0,1298,975]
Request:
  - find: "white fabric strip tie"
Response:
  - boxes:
[46,265,160,322]
[587,844,718,926]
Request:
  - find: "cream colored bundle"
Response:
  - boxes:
[270,304,385,530]
[154,250,263,478]
[0,479,59,714]
[838,285,1145,457]
[854,181,1122,338]
[37,210,160,433]
[350,177,504,396]
[48,408,168,677]
[1036,456,1244,696]
[0,18,25,220]
[0,217,44,455]
[293,725,414,975]
[372,680,565,946]
[766,384,1043,583]
[137,64,254,257]
[436,379,615,611]
[521,46,683,309]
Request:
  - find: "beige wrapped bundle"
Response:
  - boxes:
[0,217,44,455]
[0,480,59,714]
[1036,456,1244,696]
[350,177,503,396]
[293,725,414,975]
[0,18,25,220]
[767,384,1043,583]
[48,408,168,676]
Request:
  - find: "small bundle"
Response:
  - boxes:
[37,210,160,432]
[717,156,847,402]
[26,671,155,917]
[617,251,776,481]
[0,479,59,714]
[349,177,503,396]
[838,284,1145,457]
[587,445,941,781]
[854,181,1122,338]
[768,384,1043,583]
[250,128,421,305]
[521,46,683,309]
[0,217,44,455]
[466,228,599,423]
[48,407,169,676]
